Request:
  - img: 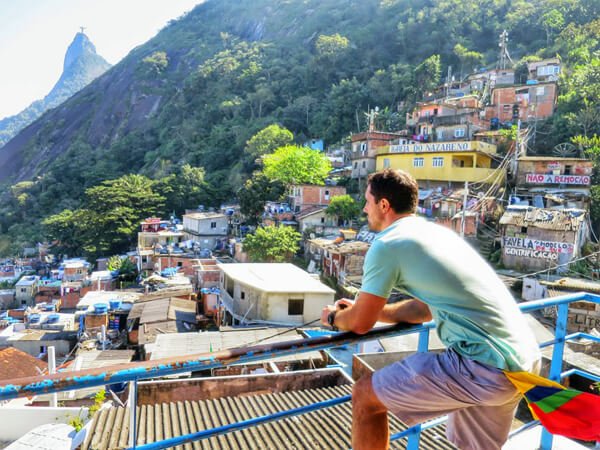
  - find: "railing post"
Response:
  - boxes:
[541,302,568,450]
[128,380,138,449]
[406,424,422,450]
[417,327,429,353]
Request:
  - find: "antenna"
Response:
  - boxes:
[498,30,513,69]
[80,26,86,34]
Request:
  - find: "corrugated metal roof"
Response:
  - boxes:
[82,385,455,450]
[499,206,586,231]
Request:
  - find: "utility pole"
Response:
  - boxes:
[461,181,468,238]
[512,119,521,177]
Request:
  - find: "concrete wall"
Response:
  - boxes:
[262,292,333,324]
[136,369,349,405]
[183,215,228,236]
[0,406,87,442]
[11,339,72,357]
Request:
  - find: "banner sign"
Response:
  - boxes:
[503,236,574,260]
[525,173,590,185]
[504,247,559,260]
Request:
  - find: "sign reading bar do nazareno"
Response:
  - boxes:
[390,142,472,153]
[525,173,591,185]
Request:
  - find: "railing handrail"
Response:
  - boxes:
[0,292,596,400]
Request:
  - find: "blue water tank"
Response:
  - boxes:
[94,303,108,314]
[47,314,60,323]
[28,314,40,323]
[109,300,122,310]
[526,80,539,85]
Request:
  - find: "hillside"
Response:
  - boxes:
[0,32,111,148]
[1,0,599,251]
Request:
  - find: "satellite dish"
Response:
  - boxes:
[552,142,577,157]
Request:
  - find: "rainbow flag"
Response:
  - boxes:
[505,371,600,442]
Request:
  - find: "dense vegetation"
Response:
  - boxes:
[1,0,600,256]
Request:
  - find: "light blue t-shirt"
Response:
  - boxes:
[361,216,540,371]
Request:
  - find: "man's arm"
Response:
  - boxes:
[321,292,432,334]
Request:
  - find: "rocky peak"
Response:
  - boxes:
[63,32,97,71]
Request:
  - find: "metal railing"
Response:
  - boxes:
[1,292,600,450]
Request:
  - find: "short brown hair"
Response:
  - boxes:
[367,169,418,214]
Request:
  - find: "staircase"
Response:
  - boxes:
[477,222,500,259]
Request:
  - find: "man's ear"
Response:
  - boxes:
[379,198,390,213]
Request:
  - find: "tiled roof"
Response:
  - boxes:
[0,347,47,381]
[499,206,587,231]
[83,385,455,450]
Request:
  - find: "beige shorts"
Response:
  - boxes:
[372,349,524,450]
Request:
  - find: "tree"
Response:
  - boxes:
[242,225,301,262]
[245,124,294,159]
[238,173,286,225]
[326,195,361,224]
[315,34,350,60]
[540,9,565,47]
[262,145,332,185]
[412,55,441,95]
[454,44,484,78]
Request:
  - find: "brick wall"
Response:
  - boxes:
[566,301,600,333]
[293,185,346,213]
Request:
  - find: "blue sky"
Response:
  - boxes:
[0,0,201,119]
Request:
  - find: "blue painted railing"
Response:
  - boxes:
[1,292,599,450]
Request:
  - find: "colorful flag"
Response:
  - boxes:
[505,371,600,442]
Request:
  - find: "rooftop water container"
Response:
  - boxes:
[109,300,122,311]
[47,314,60,323]
[28,314,40,323]
[93,303,108,315]
[526,80,539,85]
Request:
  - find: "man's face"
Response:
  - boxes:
[363,185,385,232]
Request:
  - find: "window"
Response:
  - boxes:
[521,226,528,234]
[437,130,444,140]
[321,217,325,223]
[413,157,424,168]
[454,128,465,138]
[177,261,183,267]
[362,161,366,168]
[432,157,444,167]
[360,142,367,153]
[21,288,26,293]
[354,162,357,169]
[324,190,330,200]
[210,221,217,228]
[433,108,438,115]
[241,291,245,300]
[565,165,572,175]
[288,299,304,315]
[21,300,27,305]
[383,158,390,168]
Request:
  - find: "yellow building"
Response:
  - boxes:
[376,141,505,188]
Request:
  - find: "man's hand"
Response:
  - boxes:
[335,298,354,310]
[321,304,336,327]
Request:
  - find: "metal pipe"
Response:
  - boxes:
[48,346,57,408]
[128,395,351,450]
[0,322,429,400]
[561,368,600,384]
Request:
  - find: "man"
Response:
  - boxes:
[321,169,540,450]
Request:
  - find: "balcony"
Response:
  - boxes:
[0,293,599,450]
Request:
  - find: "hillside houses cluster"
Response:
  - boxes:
[2,47,600,448]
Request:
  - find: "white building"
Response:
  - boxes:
[217,263,335,326]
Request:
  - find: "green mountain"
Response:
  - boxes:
[1,0,599,251]
[0,32,111,148]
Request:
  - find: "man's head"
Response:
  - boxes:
[363,169,418,231]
